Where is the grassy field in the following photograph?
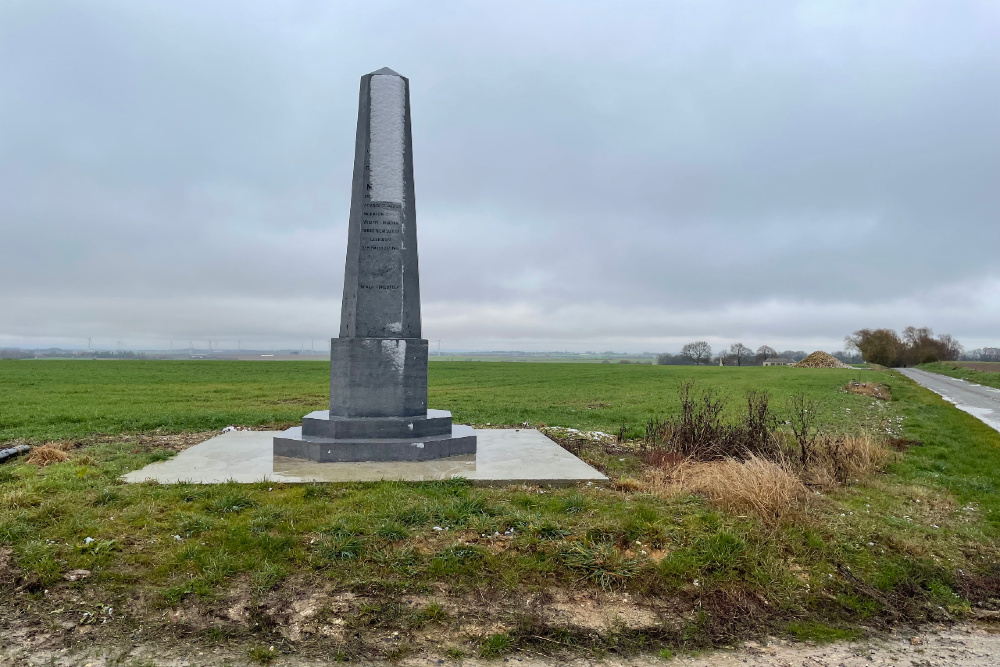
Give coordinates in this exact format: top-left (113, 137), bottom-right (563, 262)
top-left (2, 361), bottom-right (1000, 662)
top-left (429, 355), bottom-right (655, 363)
top-left (2, 360), bottom-right (880, 442)
top-left (919, 361), bottom-right (1000, 390)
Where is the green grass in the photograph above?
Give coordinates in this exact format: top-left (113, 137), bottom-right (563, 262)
top-left (479, 632), bottom-right (513, 658)
top-left (1, 360), bottom-right (885, 442)
top-left (919, 361), bottom-right (1000, 390)
top-left (2, 361), bottom-right (1000, 656)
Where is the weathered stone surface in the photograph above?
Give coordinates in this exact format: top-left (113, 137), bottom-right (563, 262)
top-left (340, 69), bottom-right (421, 341)
top-left (329, 337), bottom-right (427, 418)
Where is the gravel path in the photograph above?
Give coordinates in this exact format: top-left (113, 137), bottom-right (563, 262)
top-left (4, 624), bottom-right (1000, 666)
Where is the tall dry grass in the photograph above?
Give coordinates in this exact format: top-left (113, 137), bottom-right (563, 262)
top-left (641, 455), bottom-right (807, 522)
top-left (806, 433), bottom-right (894, 488)
top-left (638, 434), bottom-right (893, 522)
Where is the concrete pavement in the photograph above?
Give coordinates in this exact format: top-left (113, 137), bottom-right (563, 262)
top-left (898, 367), bottom-right (1000, 433)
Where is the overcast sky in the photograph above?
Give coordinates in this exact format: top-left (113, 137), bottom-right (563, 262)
top-left (2, 1), bottom-right (998, 352)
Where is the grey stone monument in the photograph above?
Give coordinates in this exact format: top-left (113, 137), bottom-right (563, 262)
top-left (273, 68), bottom-right (477, 462)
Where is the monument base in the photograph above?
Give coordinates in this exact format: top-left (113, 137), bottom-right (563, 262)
top-left (303, 408), bottom-right (453, 439)
top-left (273, 424), bottom-right (477, 463)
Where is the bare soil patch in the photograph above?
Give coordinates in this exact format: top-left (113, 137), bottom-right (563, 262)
top-left (5, 615), bottom-right (1000, 666)
top-left (844, 380), bottom-right (891, 401)
top-left (954, 362), bottom-right (1000, 373)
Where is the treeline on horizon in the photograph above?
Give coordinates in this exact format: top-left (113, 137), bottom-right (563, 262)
top-left (844, 326), bottom-right (991, 367)
top-left (654, 343), bottom-right (861, 366)
top-left (656, 328), bottom-right (1000, 368)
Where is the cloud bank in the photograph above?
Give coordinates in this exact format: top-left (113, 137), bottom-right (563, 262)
top-left (1, 1), bottom-right (997, 351)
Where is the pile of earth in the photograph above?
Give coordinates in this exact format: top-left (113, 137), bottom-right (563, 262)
top-left (794, 351), bottom-right (850, 368)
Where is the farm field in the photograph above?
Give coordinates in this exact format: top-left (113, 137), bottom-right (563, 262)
top-left (920, 361), bottom-right (1000, 390)
top-left (2, 360), bottom-right (879, 442)
top-left (429, 354), bottom-right (655, 363)
top-left (2, 361), bottom-right (1000, 663)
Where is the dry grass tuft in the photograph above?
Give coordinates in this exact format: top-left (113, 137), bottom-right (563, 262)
top-left (809, 433), bottom-right (894, 485)
top-left (641, 455), bottom-right (807, 521)
top-left (26, 444), bottom-right (71, 466)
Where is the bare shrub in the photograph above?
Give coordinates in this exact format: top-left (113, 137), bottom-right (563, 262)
top-left (642, 383), bottom-right (780, 462)
top-left (671, 382), bottom-right (728, 458)
top-left (739, 390), bottom-right (780, 460)
top-left (786, 393), bottom-right (818, 466)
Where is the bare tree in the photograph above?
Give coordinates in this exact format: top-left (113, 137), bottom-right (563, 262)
top-left (937, 334), bottom-right (964, 361)
top-left (729, 343), bottom-right (753, 366)
top-left (680, 341), bottom-right (712, 365)
top-left (755, 345), bottom-right (777, 364)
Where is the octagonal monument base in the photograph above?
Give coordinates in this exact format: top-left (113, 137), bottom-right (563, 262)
top-left (273, 409), bottom-right (477, 462)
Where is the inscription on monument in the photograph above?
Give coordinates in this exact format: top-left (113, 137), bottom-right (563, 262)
top-left (358, 201), bottom-right (403, 292)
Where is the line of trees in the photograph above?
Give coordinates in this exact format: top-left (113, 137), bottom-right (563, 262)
top-left (656, 343), bottom-right (860, 366)
top-left (964, 348), bottom-right (1000, 362)
top-left (845, 327), bottom-right (962, 367)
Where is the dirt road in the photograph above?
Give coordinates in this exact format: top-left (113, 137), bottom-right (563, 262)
top-left (898, 367), bottom-right (1000, 434)
top-left (4, 624), bottom-right (1000, 666)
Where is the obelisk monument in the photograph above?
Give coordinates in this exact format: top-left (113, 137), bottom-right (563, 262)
top-left (274, 68), bottom-right (477, 462)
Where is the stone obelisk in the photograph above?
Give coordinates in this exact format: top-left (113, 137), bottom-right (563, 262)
top-left (273, 68), bottom-right (477, 462)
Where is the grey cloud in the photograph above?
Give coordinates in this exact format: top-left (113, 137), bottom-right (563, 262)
top-left (1, 1), bottom-right (997, 351)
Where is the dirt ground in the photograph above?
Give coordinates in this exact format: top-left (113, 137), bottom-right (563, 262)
top-left (3, 623), bottom-right (1000, 666)
top-left (952, 362), bottom-right (1000, 373)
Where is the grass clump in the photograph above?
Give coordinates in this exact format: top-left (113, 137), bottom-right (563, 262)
top-left (315, 531), bottom-right (365, 561)
top-left (562, 542), bottom-right (639, 589)
top-left (247, 645), bottom-right (279, 664)
top-left (478, 632), bottom-right (513, 658)
top-left (419, 602), bottom-right (448, 623)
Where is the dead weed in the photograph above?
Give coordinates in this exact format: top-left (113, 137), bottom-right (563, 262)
top-left (25, 443), bottom-right (72, 466)
top-left (640, 455), bottom-right (807, 521)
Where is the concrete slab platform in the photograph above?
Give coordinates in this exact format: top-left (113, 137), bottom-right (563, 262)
top-left (121, 429), bottom-right (607, 486)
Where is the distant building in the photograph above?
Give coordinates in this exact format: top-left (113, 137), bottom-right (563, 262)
top-left (762, 357), bottom-right (795, 366)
